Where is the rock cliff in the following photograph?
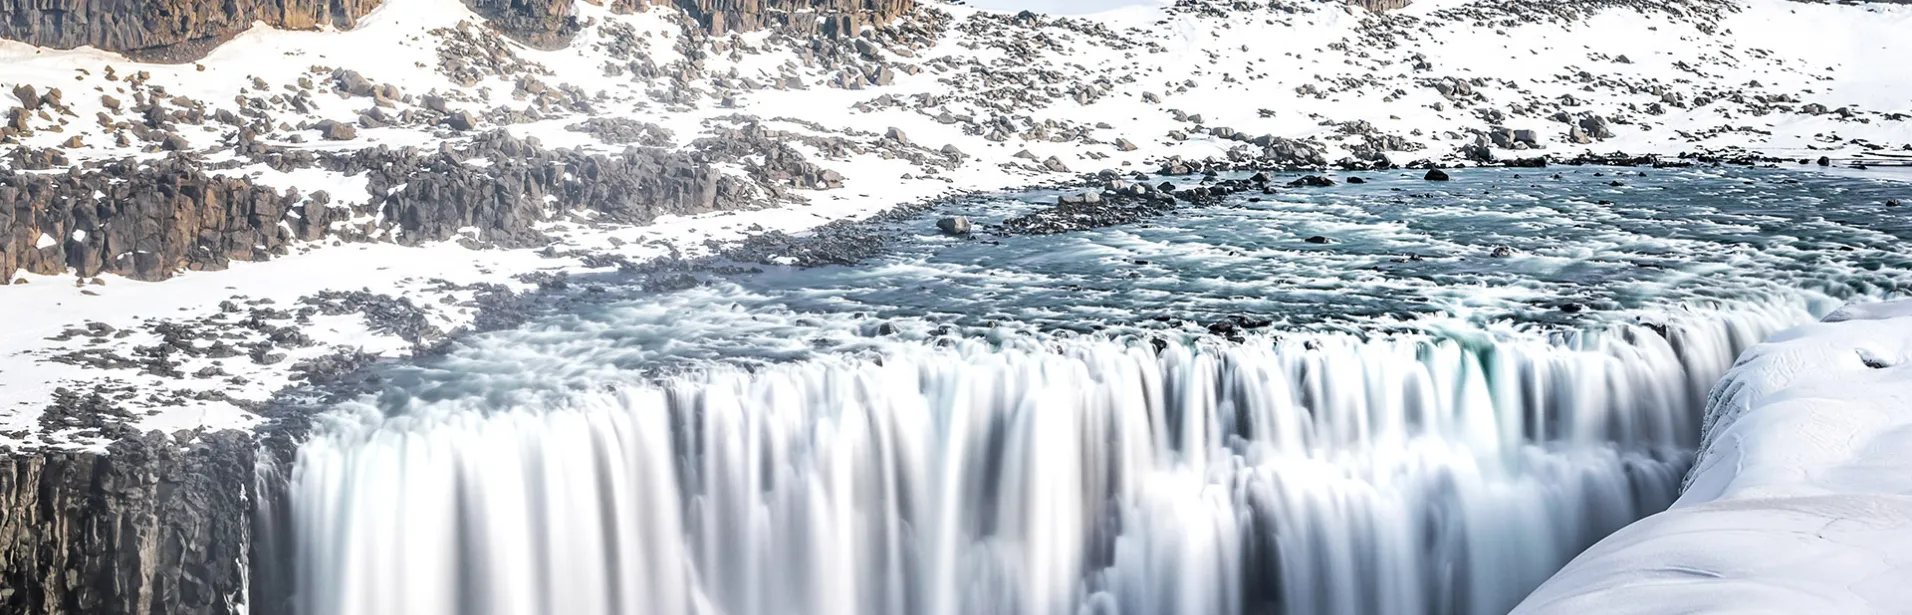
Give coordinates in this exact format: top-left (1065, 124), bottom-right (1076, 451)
top-left (464, 0), bottom-right (579, 47)
top-left (0, 0), bottom-right (382, 62)
top-left (0, 0), bottom-right (919, 60)
top-left (0, 432), bottom-right (255, 615)
top-left (647, 0), bottom-right (918, 37)
top-left (1347, 0), bottom-right (1412, 11)
top-left (0, 128), bottom-right (837, 282)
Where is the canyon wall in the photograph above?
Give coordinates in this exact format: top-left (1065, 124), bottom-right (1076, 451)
top-left (0, 432), bottom-right (255, 615)
top-left (0, 0), bottom-right (382, 61)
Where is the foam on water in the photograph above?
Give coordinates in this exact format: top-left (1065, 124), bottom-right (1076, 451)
top-left (281, 167), bottom-right (1912, 615)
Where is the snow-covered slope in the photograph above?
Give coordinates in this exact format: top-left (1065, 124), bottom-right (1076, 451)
top-left (1515, 299), bottom-right (1912, 614)
top-left (6, 0), bottom-right (1912, 450)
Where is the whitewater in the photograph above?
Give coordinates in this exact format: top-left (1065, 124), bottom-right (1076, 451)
top-left (277, 166), bottom-right (1910, 615)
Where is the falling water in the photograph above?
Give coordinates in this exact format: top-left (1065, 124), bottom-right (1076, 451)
top-left (285, 300), bottom-right (1801, 615)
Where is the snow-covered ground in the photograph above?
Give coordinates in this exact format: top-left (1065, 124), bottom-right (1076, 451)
top-left (1515, 298), bottom-right (1912, 614)
top-left (6, 0), bottom-right (1912, 449)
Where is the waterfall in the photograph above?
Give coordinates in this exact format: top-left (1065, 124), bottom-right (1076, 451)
top-left (285, 302), bottom-right (1804, 615)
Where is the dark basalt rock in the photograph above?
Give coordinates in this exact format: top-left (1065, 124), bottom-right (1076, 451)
top-left (1424, 168), bottom-right (1451, 181)
top-left (0, 0), bottom-right (383, 62)
top-left (936, 216), bottom-right (972, 235)
top-left (1, 431), bottom-right (255, 615)
top-left (616, 0), bottom-right (915, 37)
top-left (2, 127), bottom-right (838, 283)
top-left (462, 0), bottom-right (580, 48)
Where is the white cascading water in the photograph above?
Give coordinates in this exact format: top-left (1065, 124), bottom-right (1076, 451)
top-left (287, 303), bottom-right (1802, 615)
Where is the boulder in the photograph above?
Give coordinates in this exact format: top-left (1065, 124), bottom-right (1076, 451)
top-left (12, 84), bottom-right (39, 109)
top-left (1578, 115), bottom-right (1615, 139)
top-left (445, 110), bottom-right (477, 131)
top-left (314, 120), bottom-right (357, 141)
top-left (936, 216), bottom-right (972, 235)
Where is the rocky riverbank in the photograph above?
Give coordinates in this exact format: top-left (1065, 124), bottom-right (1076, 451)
top-left (5, 0), bottom-right (1912, 611)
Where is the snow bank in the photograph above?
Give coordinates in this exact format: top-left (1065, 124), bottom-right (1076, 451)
top-left (1514, 298), bottom-right (1912, 614)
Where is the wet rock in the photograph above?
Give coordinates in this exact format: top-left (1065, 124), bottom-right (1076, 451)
top-left (936, 216), bottom-right (972, 235)
top-left (1286, 175), bottom-right (1336, 188)
top-left (1424, 168), bottom-right (1451, 181)
top-left (1304, 235), bottom-right (1331, 244)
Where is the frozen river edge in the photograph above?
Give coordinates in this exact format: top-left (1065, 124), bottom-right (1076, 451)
top-left (1516, 299), bottom-right (1912, 614)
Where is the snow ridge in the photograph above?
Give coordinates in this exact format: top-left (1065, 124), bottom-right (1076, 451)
top-left (1516, 299), bottom-right (1912, 614)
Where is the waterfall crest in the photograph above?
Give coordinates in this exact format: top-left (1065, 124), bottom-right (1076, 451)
top-left (288, 305), bottom-right (1800, 615)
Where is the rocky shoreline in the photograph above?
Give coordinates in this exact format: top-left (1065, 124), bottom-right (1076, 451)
top-left (0, 147), bottom-right (1900, 614)
top-left (5, 0), bottom-right (1912, 611)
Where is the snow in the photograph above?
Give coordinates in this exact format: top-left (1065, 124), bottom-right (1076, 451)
top-left (1514, 298), bottom-right (1912, 614)
top-left (955, 0), bottom-right (1167, 16)
top-left (4, 0), bottom-right (1912, 450)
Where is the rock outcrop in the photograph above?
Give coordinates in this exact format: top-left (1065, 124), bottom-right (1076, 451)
top-left (463, 0), bottom-right (579, 47)
top-left (641, 0), bottom-right (917, 37)
top-left (0, 0), bottom-right (383, 62)
top-left (1346, 0), bottom-right (1411, 11)
top-left (0, 432), bottom-right (255, 615)
top-left (0, 0), bottom-right (920, 59)
top-left (2, 128), bottom-right (832, 282)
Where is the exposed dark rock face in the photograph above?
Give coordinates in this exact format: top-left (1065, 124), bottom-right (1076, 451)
top-left (463, 0), bottom-right (579, 47)
top-left (0, 0), bottom-right (921, 59)
top-left (2, 127), bottom-right (832, 282)
top-left (0, 156), bottom-right (302, 282)
top-left (1346, 0), bottom-right (1411, 11)
top-left (0, 432), bottom-right (255, 615)
top-left (646, 0), bottom-right (917, 37)
top-left (0, 0), bottom-right (383, 62)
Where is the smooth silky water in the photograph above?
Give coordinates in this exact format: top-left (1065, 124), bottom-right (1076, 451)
top-left (282, 167), bottom-right (1912, 615)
